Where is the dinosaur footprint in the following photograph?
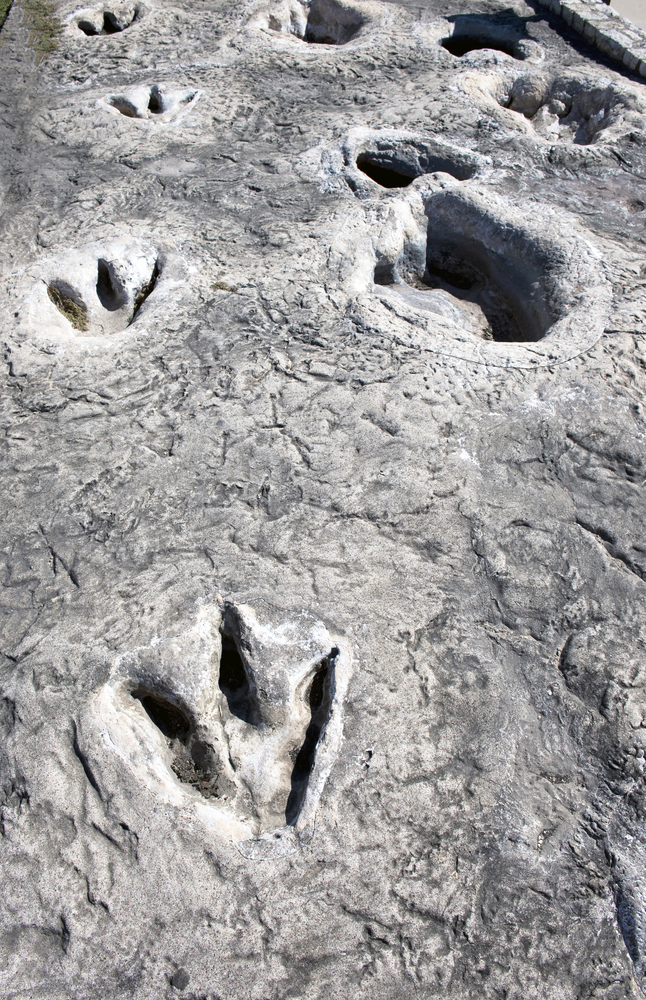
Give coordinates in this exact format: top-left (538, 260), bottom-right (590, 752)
top-left (91, 602), bottom-right (352, 850)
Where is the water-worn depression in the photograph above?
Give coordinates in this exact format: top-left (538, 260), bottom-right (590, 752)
top-left (2, 0), bottom-right (646, 997)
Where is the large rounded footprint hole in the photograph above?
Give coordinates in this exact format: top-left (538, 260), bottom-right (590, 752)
top-left (440, 13), bottom-right (529, 60)
top-left (421, 197), bottom-right (558, 342)
top-left (303, 0), bottom-right (364, 44)
top-left (442, 35), bottom-right (517, 57)
top-left (357, 154), bottom-right (414, 188)
top-left (381, 192), bottom-right (573, 344)
top-left (355, 141), bottom-right (479, 191)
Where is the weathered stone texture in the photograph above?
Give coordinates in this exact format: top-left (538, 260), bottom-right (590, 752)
top-left (2, 0), bottom-right (646, 997)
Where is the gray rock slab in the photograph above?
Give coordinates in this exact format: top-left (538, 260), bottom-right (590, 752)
top-left (3, 0), bottom-right (646, 997)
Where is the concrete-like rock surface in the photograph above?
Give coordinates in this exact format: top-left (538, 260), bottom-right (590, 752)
top-left (3, 0), bottom-right (646, 997)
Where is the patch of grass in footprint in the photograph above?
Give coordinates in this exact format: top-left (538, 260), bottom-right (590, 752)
top-left (23, 0), bottom-right (62, 62)
top-left (47, 283), bottom-right (89, 331)
top-left (0, 0), bottom-right (13, 32)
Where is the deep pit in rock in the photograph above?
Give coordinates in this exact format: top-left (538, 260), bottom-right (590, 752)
top-left (132, 689), bottom-right (220, 798)
top-left (302, 0), bottom-right (364, 44)
top-left (285, 649), bottom-right (336, 825)
top-left (441, 12), bottom-right (528, 59)
top-left (147, 87), bottom-right (162, 114)
top-left (129, 259), bottom-right (159, 324)
top-left (355, 141), bottom-right (478, 189)
top-left (499, 77), bottom-right (627, 145)
top-left (357, 155), bottom-right (413, 188)
top-left (377, 193), bottom-right (561, 343)
top-left (442, 34), bottom-right (518, 57)
top-left (420, 249), bottom-right (525, 342)
top-left (218, 632), bottom-right (259, 725)
top-left (136, 691), bottom-right (190, 741)
top-left (108, 96), bottom-right (138, 117)
top-left (96, 258), bottom-right (126, 311)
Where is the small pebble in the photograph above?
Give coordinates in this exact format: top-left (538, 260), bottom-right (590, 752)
top-left (171, 968), bottom-right (190, 991)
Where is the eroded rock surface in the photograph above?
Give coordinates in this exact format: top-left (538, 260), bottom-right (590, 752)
top-left (2, 0), bottom-right (646, 997)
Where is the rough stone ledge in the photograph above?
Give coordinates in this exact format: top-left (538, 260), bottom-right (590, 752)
top-left (537, 0), bottom-right (646, 76)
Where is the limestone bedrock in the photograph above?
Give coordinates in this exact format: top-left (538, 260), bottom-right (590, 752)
top-left (3, 0), bottom-right (646, 997)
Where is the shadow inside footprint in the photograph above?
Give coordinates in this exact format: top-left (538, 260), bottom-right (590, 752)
top-left (108, 96), bottom-right (139, 117)
top-left (147, 86), bottom-right (163, 114)
top-left (441, 11), bottom-right (530, 60)
top-left (352, 138), bottom-right (480, 196)
top-left (285, 649), bottom-right (336, 825)
top-left (133, 689), bottom-right (220, 798)
top-left (357, 154), bottom-right (414, 188)
top-left (219, 633), bottom-right (259, 725)
top-left (442, 34), bottom-right (517, 57)
top-left (96, 258), bottom-right (126, 311)
top-left (137, 692), bottom-right (189, 740)
top-left (129, 260), bottom-right (159, 324)
top-left (303, 0), bottom-right (363, 44)
top-left (78, 7), bottom-right (137, 34)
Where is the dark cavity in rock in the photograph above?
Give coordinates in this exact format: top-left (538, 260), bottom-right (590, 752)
top-left (136, 691), bottom-right (190, 741)
top-left (303, 0), bottom-right (363, 44)
top-left (129, 260), bottom-right (159, 324)
top-left (442, 34), bottom-right (517, 57)
top-left (356, 143), bottom-right (477, 189)
top-left (78, 7), bottom-right (137, 34)
top-left (421, 247), bottom-right (527, 342)
top-left (285, 648), bottom-right (336, 825)
top-left (170, 968), bottom-right (190, 991)
top-left (374, 257), bottom-right (398, 285)
top-left (132, 689), bottom-right (220, 798)
top-left (441, 12), bottom-right (528, 60)
top-left (77, 19), bottom-right (99, 34)
top-left (357, 155), bottom-right (414, 188)
top-left (420, 194), bottom-right (557, 342)
top-left (102, 10), bottom-right (122, 32)
top-left (96, 259), bottom-right (126, 311)
top-left (108, 96), bottom-right (138, 117)
top-left (218, 631), bottom-right (259, 725)
top-left (378, 192), bottom-right (559, 343)
top-left (147, 86), bottom-right (163, 114)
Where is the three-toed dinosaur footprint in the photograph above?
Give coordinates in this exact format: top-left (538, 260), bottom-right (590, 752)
top-left (90, 601), bottom-right (351, 849)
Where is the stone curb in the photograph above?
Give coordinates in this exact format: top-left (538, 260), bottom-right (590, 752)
top-left (537, 0), bottom-right (646, 76)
